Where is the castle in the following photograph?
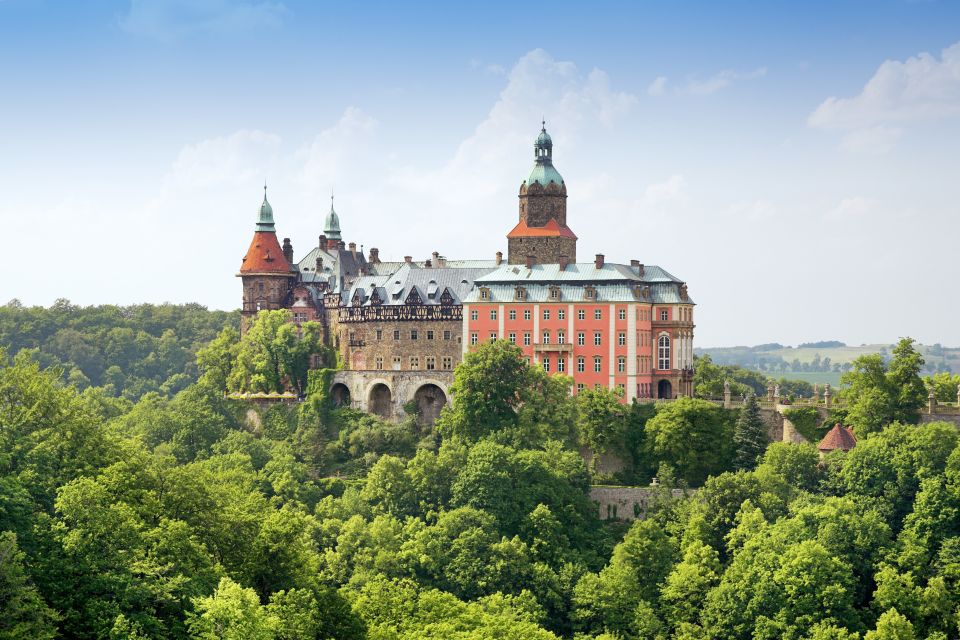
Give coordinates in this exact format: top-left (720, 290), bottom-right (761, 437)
top-left (238, 124), bottom-right (695, 422)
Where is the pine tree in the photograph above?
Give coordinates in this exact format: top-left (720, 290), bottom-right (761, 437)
top-left (733, 393), bottom-right (767, 470)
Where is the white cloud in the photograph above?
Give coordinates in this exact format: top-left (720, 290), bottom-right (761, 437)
top-left (648, 67), bottom-right (767, 97)
top-left (829, 196), bottom-right (876, 218)
top-left (120, 0), bottom-right (286, 40)
top-left (640, 175), bottom-right (687, 207)
top-left (809, 41), bottom-right (960, 129)
top-left (169, 129), bottom-right (282, 188)
top-left (839, 126), bottom-right (902, 155)
top-left (297, 107), bottom-right (379, 196)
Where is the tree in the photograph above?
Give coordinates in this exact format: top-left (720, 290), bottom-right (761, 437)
top-left (865, 608), bottom-right (916, 640)
top-left (228, 310), bottom-right (324, 394)
top-left (576, 387), bottom-right (628, 463)
top-left (187, 577), bottom-right (276, 640)
top-left (842, 339), bottom-right (927, 435)
top-left (0, 532), bottom-right (58, 640)
top-left (733, 393), bottom-right (767, 470)
top-left (644, 397), bottom-right (735, 486)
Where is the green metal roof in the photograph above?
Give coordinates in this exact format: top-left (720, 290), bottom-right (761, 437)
top-left (324, 196), bottom-right (342, 240)
top-left (527, 163), bottom-right (564, 186)
top-left (255, 188), bottom-right (276, 232)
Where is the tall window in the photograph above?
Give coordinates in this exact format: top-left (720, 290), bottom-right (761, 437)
top-left (558, 357), bottom-right (565, 372)
top-left (410, 356), bottom-right (420, 370)
top-left (426, 356), bottom-right (436, 370)
top-left (523, 333), bottom-right (531, 346)
top-left (618, 308), bottom-right (626, 320)
top-left (594, 356), bottom-right (602, 373)
top-left (558, 308), bottom-right (566, 320)
top-left (594, 309), bottom-right (602, 320)
top-left (557, 330), bottom-right (565, 344)
top-left (508, 332), bottom-right (516, 343)
top-left (543, 357), bottom-right (550, 372)
top-left (375, 357), bottom-right (383, 370)
top-left (426, 330), bottom-right (434, 340)
top-left (490, 309), bottom-right (498, 320)
top-left (618, 332), bottom-right (626, 346)
top-left (471, 310), bottom-right (478, 320)
top-left (509, 309), bottom-right (517, 320)
top-left (594, 332), bottom-right (602, 346)
top-left (577, 332), bottom-right (585, 346)
top-left (658, 334), bottom-right (671, 370)
top-left (543, 309), bottom-right (550, 320)
top-left (577, 357), bottom-right (585, 372)
top-left (442, 356), bottom-right (453, 370)
top-left (471, 332), bottom-right (478, 345)
top-left (660, 309), bottom-right (669, 321)
top-left (542, 330), bottom-right (550, 344)
top-left (578, 309), bottom-right (586, 320)
top-left (524, 309), bottom-right (531, 320)
top-left (617, 356), bottom-right (626, 373)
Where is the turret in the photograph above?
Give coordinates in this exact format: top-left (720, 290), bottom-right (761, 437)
top-left (237, 185), bottom-right (295, 331)
top-left (507, 122), bottom-right (577, 265)
top-left (323, 194), bottom-right (342, 250)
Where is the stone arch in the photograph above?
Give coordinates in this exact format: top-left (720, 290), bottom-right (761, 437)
top-left (368, 382), bottom-right (393, 419)
top-left (657, 379), bottom-right (673, 400)
top-left (412, 383), bottom-right (448, 426)
top-left (330, 383), bottom-right (351, 408)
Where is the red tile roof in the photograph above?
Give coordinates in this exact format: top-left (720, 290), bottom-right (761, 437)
top-left (818, 423), bottom-right (857, 452)
top-left (239, 231), bottom-right (292, 274)
top-left (507, 218), bottom-right (578, 239)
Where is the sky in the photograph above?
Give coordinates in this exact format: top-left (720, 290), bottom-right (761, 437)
top-left (1, 0), bottom-right (958, 347)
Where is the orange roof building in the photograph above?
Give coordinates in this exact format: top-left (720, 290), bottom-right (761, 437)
top-left (237, 187), bottom-right (295, 326)
top-left (818, 423), bottom-right (857, 454)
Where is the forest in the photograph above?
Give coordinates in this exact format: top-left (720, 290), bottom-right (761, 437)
top-left (2, 305), bottom-right (960, 639)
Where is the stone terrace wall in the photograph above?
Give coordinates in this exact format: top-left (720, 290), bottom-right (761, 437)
top-left (590, 486), bottom-right (690, 522)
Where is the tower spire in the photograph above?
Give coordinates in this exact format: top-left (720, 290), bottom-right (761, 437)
top-left (256, 183), bottom-right (275, 231)
top-left (323, 188), bottom-right (342, 241)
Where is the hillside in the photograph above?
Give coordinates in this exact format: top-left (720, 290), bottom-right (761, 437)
top-left (697, 341), bottom-right (958, 387)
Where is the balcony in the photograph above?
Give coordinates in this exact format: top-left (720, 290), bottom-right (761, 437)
top-left (534, 343), bottom-right (574, 354)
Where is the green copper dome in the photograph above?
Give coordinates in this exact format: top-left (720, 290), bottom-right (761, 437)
top-left (526, 122), bottom-right (563, 186)
top-left (324, 195), bottom-right (342, 240)
top-left (255, 186), bottom-right (276, 232)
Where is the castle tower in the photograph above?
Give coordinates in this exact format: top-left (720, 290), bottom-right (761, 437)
top-left (507, 122), bottom-right (577, 265)
top-left (323, 194), bottom-right (343, 250)
top-left (238, 186), bottom-right (295, 330)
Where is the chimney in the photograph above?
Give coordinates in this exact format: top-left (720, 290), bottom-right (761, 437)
top-left (369, 247), bottom-right (380, 264)
top-left (404, 255), bottom-right (413, 263)
top-left (315, 256), bottom-right (323, 272)
top-left (495, 251), bottom-right (502, 265)
top-left (425, 259), bottom-right (432, 268)
top-left (630, 259), bottom-right (640, 268)
top-left (525, 255), bottom-right (534, 269)
top-left (595, 254), bottom-right (605, 269)
top-left (282, 238), bottom-right (294, 263)
top-left (348, 242), bottom-right (357, 256)
top-left (637, 264), bottom-right (645, 278)
top-left (432, 251), bottom-right (440, 266)
top-left (319, 234), bottom-right (327, 249)
top-left (559, 255), bottom-right (569, 270)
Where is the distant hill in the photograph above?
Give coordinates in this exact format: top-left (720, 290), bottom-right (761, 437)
top-left (696, 341), bottom-right (957, 387)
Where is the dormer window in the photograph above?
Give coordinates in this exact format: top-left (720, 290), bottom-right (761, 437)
top-left (549, 286), bottom-right (560, 301)
top-left (514, 287), bottom-right (526, 301)
top-left (584, 286), bottom-right (597, 301)
top-left (480, 287), bottom-right (491, 301)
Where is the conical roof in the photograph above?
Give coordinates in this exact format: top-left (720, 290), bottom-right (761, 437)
top-left (818, 423), bottom-right (857, 452)
top-left (240, 186), bottom-right (291, 274)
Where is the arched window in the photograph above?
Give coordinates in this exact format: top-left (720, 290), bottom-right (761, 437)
top-left (658, 334), bottom-right (671, 370)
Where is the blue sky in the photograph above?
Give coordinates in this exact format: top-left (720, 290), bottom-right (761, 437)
top-left (1, 0), bottom-right (959, 347)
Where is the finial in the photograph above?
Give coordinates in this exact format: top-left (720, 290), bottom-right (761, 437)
top-left (541, 117), bottom-right (546, 131)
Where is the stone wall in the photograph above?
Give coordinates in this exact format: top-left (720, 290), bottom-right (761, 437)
top-left (507, 235), bottom-right (577, 265)
top-left (330, 370), bottom-right (454, 425)
top-left (920, 413), bottom-right (960, 428)
top-left (334, 319), bottom-right (464, 373)
top-left (590, 486), bottom-right (690, 521)
top-left (519, 181), bottom-right (567, 227)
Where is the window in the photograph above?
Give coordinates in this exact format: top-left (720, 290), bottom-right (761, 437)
top-left (577, 383), bottom-right (585, 393)
top-left (658, 334), bottom-right (671, 370)
top-left (443, 330), bottom-right (452, 340)
top-left (393, 330), bottom-right (401, 340)
top-left (489, 333), bottom-right (497, 342)
top-left (618, 332), bottom-right (626, 346)
top-left (594, 332), bottom-right (602, 346)
top-left (618, 356), bottom-right (626, 373)
top-left (470, 332), bottom-right (479, 345)
top-left (508, 332), bottom-right (517, 343)
top-left (509, 309), bottom-right (517, 320)
top-left (490, 309), bottom-right (498, 320)
top-left (376, 329), bottom-right (383, 341)
top-left (410, 356), bottom-right (420, 369)
top-left (550, 288), bottom-right (560, 301)
top-left (411, 329), bottom-right (418, 340)
top-left (594, 356), bottom-right (602, 372)
top-left (558, 308), bottom-right (566, 320)
top-left (660, 309), bottom-right (669, 321)
top-left (470, 309), bottom-right (478, 320)
top-left (426, 356), bottom-right (436, 371)
top-left (442, 356), bottom-right (453, 370)
top-left (480, 289), bottom-right (489, 300)
top-left (619, 308), bottom-right (626, 320)
top-left (594, 308), bottom-right (602, 320)
top-left (558, 357), bottom-right (566, 372)
top-left (427, 330), bottom-right (434, 340)
top-left (523, 333), bottom-right (531, 346)
top-left (577, 357), bottom-right (585, 372)
top-left (542, 331), bottom-right (550, 344)
top-left (577, 332), bottom-right (585, 346)
top-left (392, 356), bottom-right (401, 370)
top-left (375, 356), bottom-right (383, 370)
top-left (543, 357), bottom-right (550, 372)
top-left (543, 309), bottom-right (550, 320)
top-left (557, 330), bottom-right (565, 344)
top-left (578, 309), bottom-right (585, 320)
top-left (293, 312), bottom-right (308, 323)
top-left (595, 383), bottom-right (602, 391)
top-left (524, 309), bottom-right (531, 320)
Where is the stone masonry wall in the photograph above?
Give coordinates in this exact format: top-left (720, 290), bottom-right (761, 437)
top-left (590, 486), bottom-right (689, 521)
top-left (335, 319), bottom-right (464, 373)
top-left (520, 184), bottom-right (567, 227)
top-left (507, 235), bottom-right (577, 265)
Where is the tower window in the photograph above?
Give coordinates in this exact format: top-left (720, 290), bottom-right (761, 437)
top-left (658, 335), bottom-right (671, 370)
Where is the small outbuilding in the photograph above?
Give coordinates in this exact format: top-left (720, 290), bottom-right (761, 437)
top-left (817, 423), bottom-right (857, 457)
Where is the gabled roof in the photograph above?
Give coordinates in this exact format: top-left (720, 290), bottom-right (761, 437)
top-left (507, 218), bottom-right (577, 239)
top-left (818, 424), bottom-right (857, 452)
top-left (239, 231), bottom-right (292, 274)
